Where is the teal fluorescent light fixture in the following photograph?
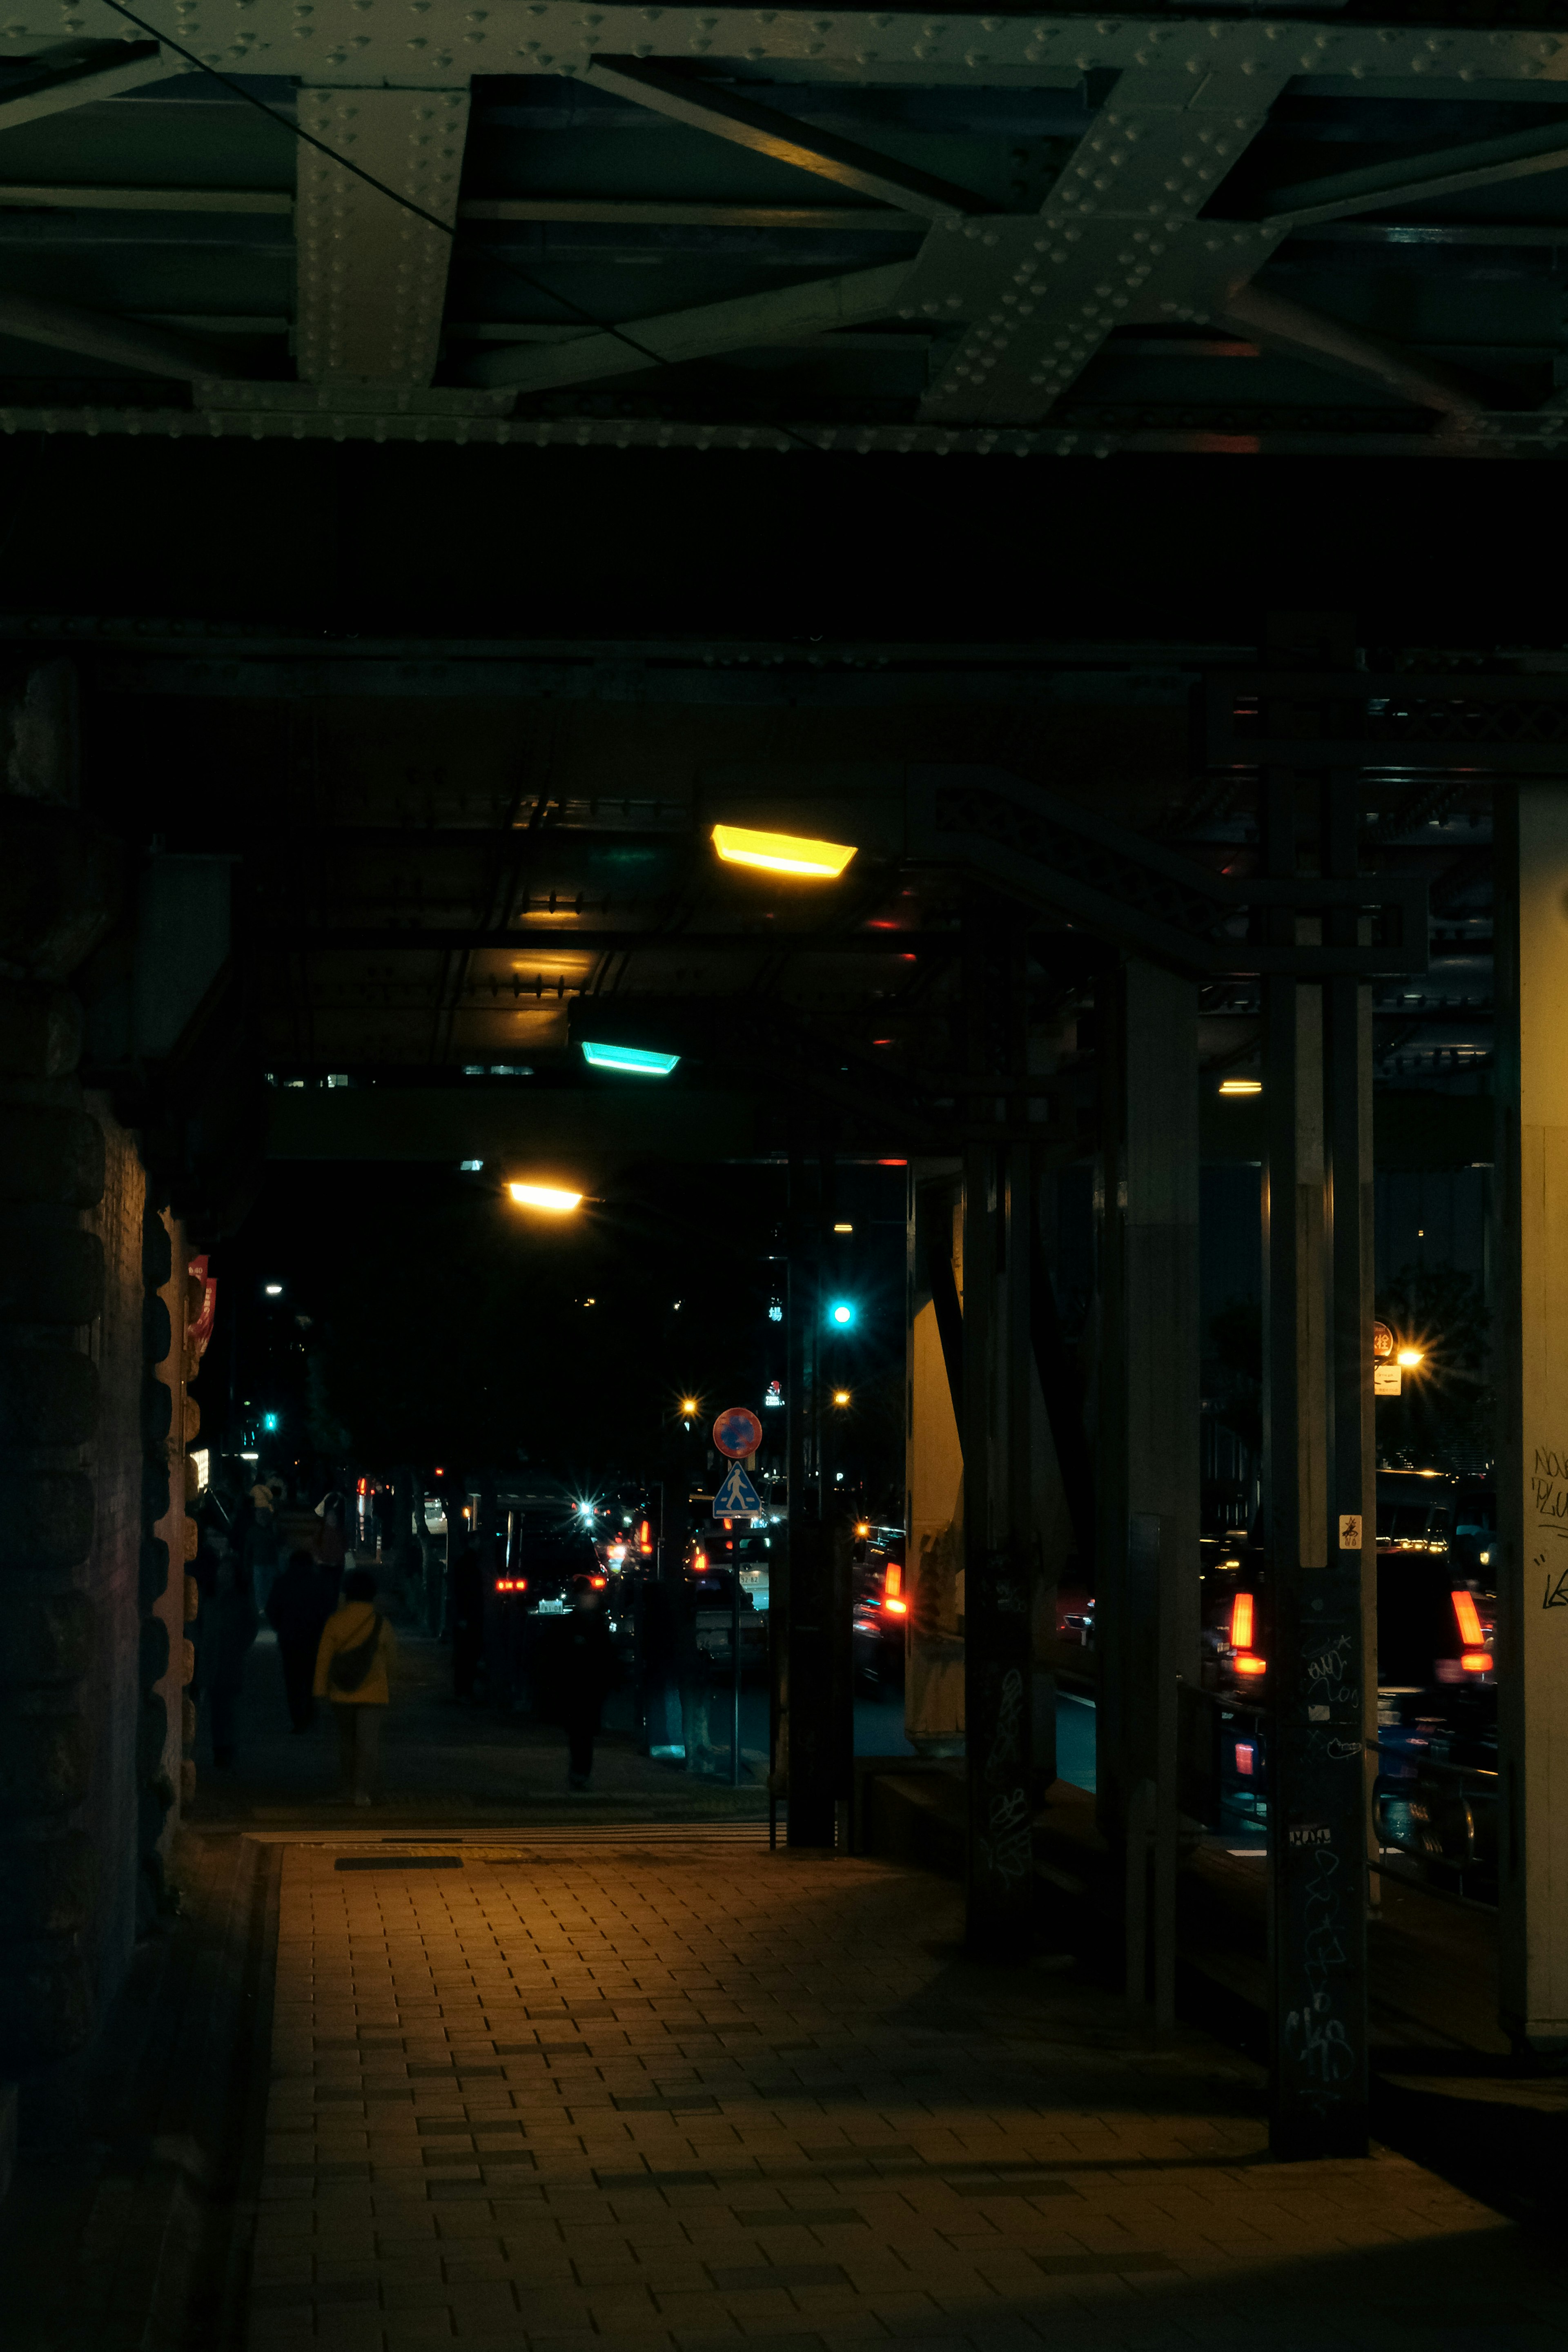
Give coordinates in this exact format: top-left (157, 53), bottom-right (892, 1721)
top-left (581, 1041), bottom-right (680, 1077)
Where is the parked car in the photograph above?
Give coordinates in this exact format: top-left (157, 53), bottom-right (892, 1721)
top-left (851, 1526), bottom-right (907, 1692)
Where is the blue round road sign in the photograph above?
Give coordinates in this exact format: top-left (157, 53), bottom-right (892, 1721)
top-left (713, 1406), bottom-right (763, 1459)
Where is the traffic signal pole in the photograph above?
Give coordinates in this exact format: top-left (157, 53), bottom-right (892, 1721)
top-left (786, 1147), bottom-right (837, 1846)
top-left (1262, 769), bottom-right (1370, 2160)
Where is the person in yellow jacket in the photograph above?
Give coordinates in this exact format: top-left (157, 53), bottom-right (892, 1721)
top-left (314, 1566), bottom-right (396, 1805)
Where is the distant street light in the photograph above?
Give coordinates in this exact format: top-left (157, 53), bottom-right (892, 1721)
top-left (829, 1299), bottom-right (855, 1327)
top-left (833, 1389), bottom-right (852, 1408)
top-left (1396, 1346), bottom-right (1425, 1369)
top-left (507, 1181), bottom-right (584, 1213)
top-left (264, 1281), bottom-right (283, 1295)
top-left (711, 823), bottom-right (856, 880)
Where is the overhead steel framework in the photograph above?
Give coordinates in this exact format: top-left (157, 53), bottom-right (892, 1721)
top-left (4, 7), bottom-right (1568, 451)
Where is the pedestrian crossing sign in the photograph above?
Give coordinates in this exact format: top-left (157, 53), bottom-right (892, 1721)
top-left (713, 1461), bottom-right (762, 1517)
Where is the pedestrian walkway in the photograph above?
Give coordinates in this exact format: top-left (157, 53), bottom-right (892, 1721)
top-left (188, 1624), bottom-right (775, 1829)
top-left (243, 1838), bottom-right (1565, 2352)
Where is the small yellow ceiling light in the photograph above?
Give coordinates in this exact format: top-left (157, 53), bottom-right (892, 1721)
top-left (833, 1222), bottom-right (853, 1234)
top-left (1218, 1077), bottom-right (1263, 1096)
top-left (1396, 1347), bottom-right (1425, 1369)
top-left (712, 823), bottom-right (856, 880)
top-left (507, 1181), bottom-right (583, 1213)
top-left (833, 1389), bottom-right (852, 1407)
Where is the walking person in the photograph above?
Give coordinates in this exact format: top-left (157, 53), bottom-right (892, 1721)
top-left (317, 1491), bottom-right (347, 1583)
top-left (204, 1550), bottom-right (258, 1771)
top-left (247, 1492), bottom-right (281, 1615)
top-left (449, 1544), bottom-right (484, 1702)
top-left (267, 1548), bottom-right (333, 1732)
top-left (314, 1566), bottom-right (395, 1806)
top-left (557, 1574), bottom-right (616, 1791)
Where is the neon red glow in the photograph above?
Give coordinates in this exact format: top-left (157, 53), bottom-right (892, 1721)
top-left (1452, 1590), bottom-right (1484, 1647)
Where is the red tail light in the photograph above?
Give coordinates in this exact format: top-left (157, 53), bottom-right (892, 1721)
top-left (1461, 1650), bottom-right (1493, 1673)
top-left (639, 1520), bottom-right (651, 1552)
top-left (590, 1574), bottom-right (608, 1588)
top-left (693, 1550), bottom-right (708, 1571)
top-left (1452, 1590), bottom-right (1484, 1647)
top-left (884, 1596), bottom-right (907, 1616)
top-left (1234, 1653), bottom-right (1267, 1677)
top-left (495, 1577), bottom-right (528, 1592)
top-left (1231, 1592), bottom-right (1254, 1650)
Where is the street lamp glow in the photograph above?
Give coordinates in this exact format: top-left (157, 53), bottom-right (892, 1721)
top-left (833, 1389), bottom-right (851, 1407)
top-left (507, 1181), bottom-right (583, 1213)
top-left (1396, 1346), bottom-right (1425, 1368)
top-left (581, 1041), bottom-right (680, 1077)
top-left (680, 1396), bottom-right (700, 1417)
top-left (829, 1300), bottom-right (855, 1327)
top-left (264, 1281), bottom-right (283, 1295)
top-left (711, 823), bottom-right (857, 880)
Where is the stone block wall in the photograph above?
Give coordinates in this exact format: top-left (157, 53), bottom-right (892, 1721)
top-left (79, 1103), bottom-right (145, 2009)
top-left (0, 678), bottom-right (190, 2125)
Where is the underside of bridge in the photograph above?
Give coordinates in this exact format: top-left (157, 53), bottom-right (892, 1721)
top-left (9, 4), bottom-right (1568, 454)
top-left (3, 0), bottom-right (1568, 2205)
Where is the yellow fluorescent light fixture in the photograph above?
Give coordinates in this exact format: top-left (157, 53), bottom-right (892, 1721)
top-left (1218, 1078), bottom-right (1263, 1096)
top-left (507, 1181), bottom-right (583, 1213)
top-left (711, 823), bottom-right (857, 879)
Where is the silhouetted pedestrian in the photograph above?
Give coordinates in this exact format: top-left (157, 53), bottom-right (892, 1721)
top-left (314, 1566), bottom-right (396, 1805)
top-left (205, 1555), bottom-right (258, 1769)
top-left (318, 1491), bottom-right (347, 1576)
top-left (450, 1545), bottom-right (484, 1701)
top-left (247, 1496), bottom-right (281, 1613)
top-left (268, 1547), bottom-right (334, 1731)
top-left (557, 1575), bottom-right (615, 1791)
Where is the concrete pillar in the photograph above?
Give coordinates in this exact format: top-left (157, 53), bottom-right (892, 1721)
top-left (1497, 784), bottom-right (1568, 2056)
top-left (1095, 961), bottom-right (1200, 1849)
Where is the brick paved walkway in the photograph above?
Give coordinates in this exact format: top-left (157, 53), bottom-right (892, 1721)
top-left (246, 1840), bottom-right (1566, 2352)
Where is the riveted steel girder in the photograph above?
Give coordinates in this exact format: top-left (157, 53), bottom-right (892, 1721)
top-left (12, 9), bottom-right (1568, 97)
top-left (906, 73), bottom-right (1286, 428)
top-left (295, 86), bottom-right (468, 387)
top-left (0, 42), bottom-right (181, 129)
top-left (469, 262), bottom-right (914, 395)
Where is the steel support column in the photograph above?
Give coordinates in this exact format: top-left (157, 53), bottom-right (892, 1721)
top-left (1095, 963), bottom-right (1200, 1849)
top-left (906, 1167), bottom-right (966, 1756)
top-left (1093, 960), bottom-right (1198, 2027)
top-left (963, 907), bottom-right (1035, 1957)
top-left (786, 1152), bottom-right (837, 1847)
top-left (1497, 784), bottom-right (1568, 2057)
top-left (1263, 773), bottom-right (1370, 2158)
